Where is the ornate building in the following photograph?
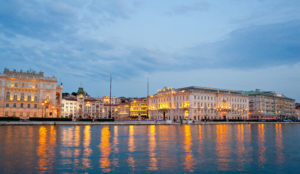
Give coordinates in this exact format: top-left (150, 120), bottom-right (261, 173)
top-left (61, 88), bottom-right (104, 119)
top-left (148, 86), bottom-right (249, 121)
top-left (100, 96), bottom-right (120, 118)
top-left (0, 68), bottom-right (62, 118)
top-left (244, 89), bottom-right (296, 120)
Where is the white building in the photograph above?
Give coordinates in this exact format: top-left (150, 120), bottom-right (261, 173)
top-left (61, 88), bottom-right (104, 119)
top-left (149, 86), bottom-right (249, 121)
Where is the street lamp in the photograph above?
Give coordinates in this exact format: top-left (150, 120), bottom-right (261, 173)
top-left (42, 102), bottom-right (44, 118)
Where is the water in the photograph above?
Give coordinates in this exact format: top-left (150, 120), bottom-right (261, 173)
top-left (0, 124), bottom-right (300, 173)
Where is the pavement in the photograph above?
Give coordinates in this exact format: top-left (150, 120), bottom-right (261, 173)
top-left (0, 121), bottom-right (299, 125)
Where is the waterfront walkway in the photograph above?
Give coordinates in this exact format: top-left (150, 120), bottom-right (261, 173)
top-left (0, 121), bottom-right (299, 125)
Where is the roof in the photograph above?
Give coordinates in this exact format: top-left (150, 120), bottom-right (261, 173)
top-left (177, 86), bottom-right (242, 95)
top-left (77, 87), bottom-right (85, 95)
top-left (242, 89), bottom-right (294, 101)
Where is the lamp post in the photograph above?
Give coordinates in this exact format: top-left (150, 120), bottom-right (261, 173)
top-left (42, 102), bottom-right (44, 118)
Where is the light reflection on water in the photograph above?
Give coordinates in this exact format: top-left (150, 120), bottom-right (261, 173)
top-left (0, 124), bottom-right (299, 173)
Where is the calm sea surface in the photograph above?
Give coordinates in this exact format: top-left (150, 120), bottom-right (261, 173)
top-left (0, 124), bottom-right (300, 173)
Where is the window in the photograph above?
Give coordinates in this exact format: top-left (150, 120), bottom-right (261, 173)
top-left (6, 92), bottom-right (10, 100)
top-left (6, 103), bottom-right (9, 108)
top-left (34, 95), bottom-right (38, 102)
top-left (13, 103), bottom-right (16, 108)
top-left (34, 104), bottom-right (37, 109)
top-left (28, 93), bottom-right (31, 101)
top-left (21, 103), bottom-right (24, 108)
top-left (14, 92), bottom-right (17, 101)
top-left (28, 104), bottom-right (30, 108)
top-left (15, 82), bottom-right (18, 87)
top-left (22, 83), bottom-right (25, 87)
top-left (21, 93), bottom-right (24, 101)
top-left (35, 84), bottom-right (38, 88)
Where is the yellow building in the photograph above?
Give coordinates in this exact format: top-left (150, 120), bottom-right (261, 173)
top-left (149, 86), bottom-right (249, 121)
top-left (116, 98), bottom-right (148, 119)
top-left (0, 68), bottom-right (62, 118)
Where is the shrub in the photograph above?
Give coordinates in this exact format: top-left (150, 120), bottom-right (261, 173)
top-left (0, 117), bottom-right (20, 121)
top-left (77, 118), bottom-right (93, 121)
top-left (29, 117), bottom-right (72, 121)
top-left (95, 118), bottom-right (115, 122)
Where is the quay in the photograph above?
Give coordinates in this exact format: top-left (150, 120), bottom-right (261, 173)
top-left (0, 121), bottom-right (299, 126)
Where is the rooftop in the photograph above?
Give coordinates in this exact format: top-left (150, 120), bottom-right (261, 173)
top-left (177, 86), bottom-right (242, 94)
top-left (242, 89), bottom-right (294, 101)
top-left (1, 68), bottom-right (56, 80)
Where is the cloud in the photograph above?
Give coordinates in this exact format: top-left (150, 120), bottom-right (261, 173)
top-left (0, 0), bottom-right (299, 99)
top-left (185, 19), bottom-right (300, 69)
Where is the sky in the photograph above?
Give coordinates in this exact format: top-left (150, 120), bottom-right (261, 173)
top-left (0, 0), bottom-right (299, 102)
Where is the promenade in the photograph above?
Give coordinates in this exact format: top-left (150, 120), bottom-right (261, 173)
top-left (0, 121), bottom-right (299, 125)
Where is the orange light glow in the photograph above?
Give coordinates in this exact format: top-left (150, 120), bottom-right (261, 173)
top-left (258, 124), bottom-right (266, 166)
top-left (184, 125), bottom-right (194, 172)
top-left (100, 126), bottom-right (111, 172)
top-left (37, 126), bottom-right (48, 171)
top-left (83, 126), bottom-right (91, 168)
top-left (148, 125), bottom-right (157, 171)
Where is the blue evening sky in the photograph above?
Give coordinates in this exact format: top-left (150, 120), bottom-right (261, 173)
top-left (0, 0), bottom-right (299, 101)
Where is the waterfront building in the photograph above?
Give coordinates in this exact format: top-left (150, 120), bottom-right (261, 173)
top-left (148, 86), bottom-right (249, 121)
top-left (116, 102), bottom-right (130, 119)
top-left (0, 68), bottom-right (62, 118)
top-left (294, 103), bottom-right (300, 120)
top-left (61, 87), bottom-right (104, 119)
top-left (243, 89), bottom-right (296, 120)
top-left (100, 96), bottom-right (120, 118)
top-left (116, 98), bottom-right (148, 119)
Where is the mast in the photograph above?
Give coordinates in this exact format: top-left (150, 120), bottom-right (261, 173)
top-left (147, 77), bottom-right (149, 118)
top-left (109, 73), bottom-right (112, 118)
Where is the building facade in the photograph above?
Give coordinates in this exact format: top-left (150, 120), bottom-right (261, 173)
top-left (116, 98), bottom-right (148, 119)
top-left (61, 88), bottom-right (104, 119)
top-left (148, 86), bottom-right (249, 121)
top-left (296, 103), bottom-right (300, 120)
top-left (0, 68), bottom-right (62, 118)
top-left (100, 96), bottom-right (120, 118)
top-left (244, 89), bottom-right (296, 120)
